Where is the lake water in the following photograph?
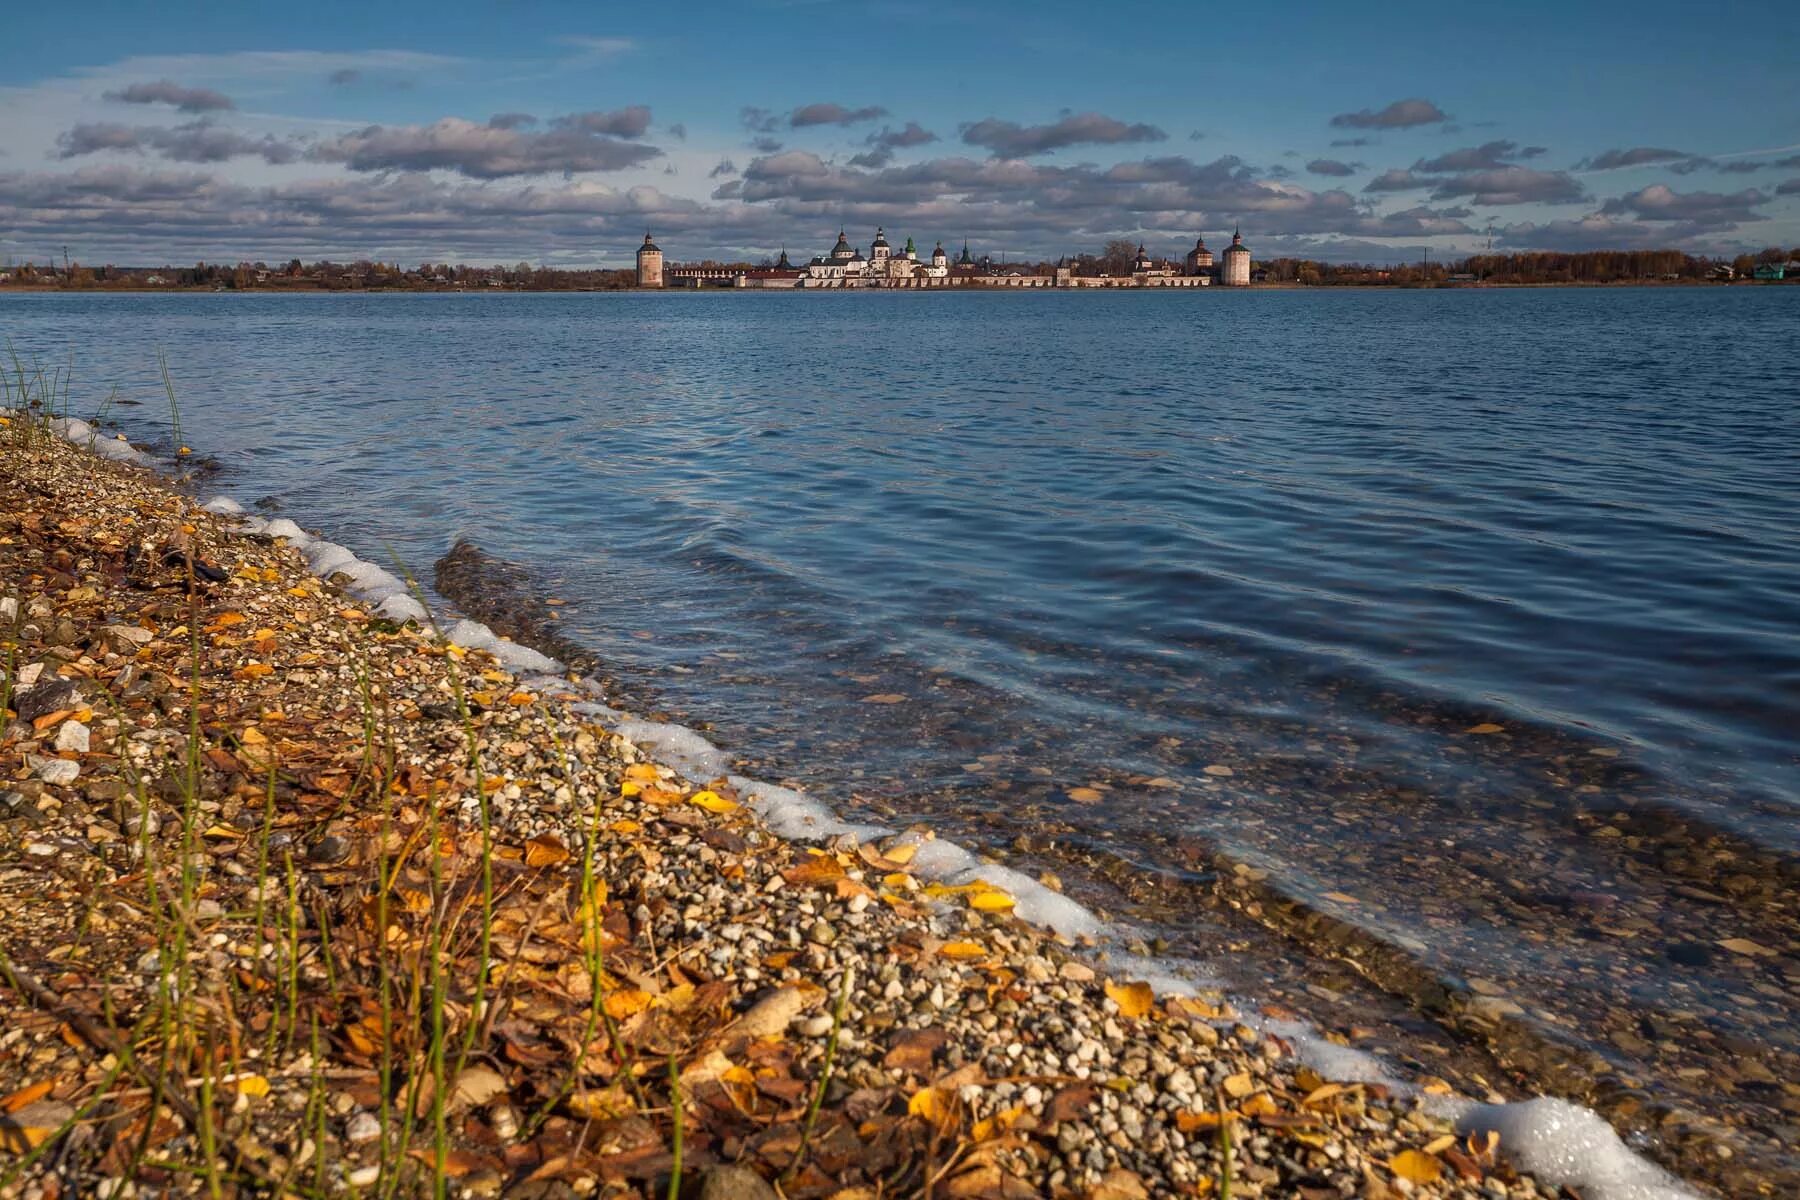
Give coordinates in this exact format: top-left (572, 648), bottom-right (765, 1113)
top-left (5, 288), bottom-right (1797, 1186)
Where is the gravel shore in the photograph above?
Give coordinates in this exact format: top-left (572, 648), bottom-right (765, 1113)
top-left (0, 425), bottom-right (1606, 1197)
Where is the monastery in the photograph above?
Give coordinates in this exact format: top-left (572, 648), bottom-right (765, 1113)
top-left (640, 228), bottom-right (1253, 289)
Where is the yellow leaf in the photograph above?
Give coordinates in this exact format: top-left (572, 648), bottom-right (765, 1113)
top-left (567, 1086), bottom-right (633, 1120)
top-left (625, 763), bottom-right (663, 783)
top-left (607, 819), bottom-right (642, 834)
top-left (882, 841), bottom-right (918, 866)
top-left (1066, 786), bottom-right (1103, 803)
top-left (1303, 1084), bottom-right (1344, 1108)
top-left (940, 941), bottom-right (988, 960)
top-left (506, 691), bottom-right (535, 706)
top-left (689, 790), bottom-right (739, 814)
top-left (619, 781), bottom-right (641, 797)
top-left (972, 1104), bottom-right (1026, 1141)
top-left (235, 663), bottom-right (274, 679)
top-left (602, 990), bottom-right (654, 1020)
top-left (1105, 979), bottom-right (1155, 1019)
top-left (211, 612), bottom-right (247, 628)
top-left (908, 1087), bottom-right (946, 1120)
top-left (1465, 723), bottom-right (1505, 735)
top-left (1389, 1150), bottom-right (1444, 1184)
top-left (470, 690), bottom-right (495, 707)
top-left (969, 887), bottom-right (1015, 913)
top-left (1239, 1092), bottom-right (1277, 1116)
top-left (1423, 1134), bottom-right (1457, 1156)
top-left (235, 1074), bottom-right (270, 1098)
top-left (862, 693), bottom-right (905, 704)
top-left (883, 872), bottom-right (913, 890)
top-left (525, 835), bottom-right (570, 868)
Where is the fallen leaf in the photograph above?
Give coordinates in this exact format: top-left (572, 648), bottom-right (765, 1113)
top-left (1066, 787), bottom-right (1103, 803)
top-left (234, 1075), bottom-right (270, 1098)
top-left (689, 790), bottom-right (738, 814)
top-left (861, 693), bottom-right (906, 704)
top-left (883, 1028), bottom-right (949, 1075)
top-left (907, 1086), bottom-right (946, 1120)
top-left (1465, 723), bottom-right (1505, 735)
top-left (968, 886), bottom-right (1015, 913)
top-left (1104, 979), bottom-right (1155, 1019)
top-left (939, 941), bottom-right (988, 961)
top-left (1389, 1150), bottom-right (1444, 1184)
top-left (525, 835), bottom-right (570, 868)
top-left (603, 990), bottom-right (654, 1020)
top-left (1, 1082), bottom-right (52, 1114)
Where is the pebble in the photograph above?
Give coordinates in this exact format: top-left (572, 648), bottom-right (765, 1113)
top-left (343, 1111), bottom-right (381, 1145)
top-left (53, 721), bottom-right (89, 754)
top-left (36, 759), bottom-right (79, 786)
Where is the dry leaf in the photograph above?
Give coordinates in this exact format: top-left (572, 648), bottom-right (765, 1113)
top-left (1221, 1072), bottom-right (1256, 1099)
top-left (1104, 979), bottom-right (1154, 1019)
top-left (689, 790), bottom-right (738, 814)
top-left (1389, 1150), bottom-right (1445, 1184)
top-left (525, 835), bottom-right (570, 868)
top-left (862, 693), bottom-right (905, 704)
top-left (1465, 723), bottom-right (1505, 735)
top-left (1066, 786), bottom-right (1103, 803)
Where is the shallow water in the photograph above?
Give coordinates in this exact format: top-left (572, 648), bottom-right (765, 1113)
top-left (6, 287), bottom-right (1799, 1177)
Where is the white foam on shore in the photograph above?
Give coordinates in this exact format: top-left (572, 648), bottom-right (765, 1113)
top-left (43, 415), bottom-right (156, 465)
top-left (172, 474), bottom-right (1704, 1200)
top-left (1441, 1097), bottom-right (1699, 1200)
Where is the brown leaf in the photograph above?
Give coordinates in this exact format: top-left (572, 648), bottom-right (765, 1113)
top-left (1044, 1084), bottom-right (1095, 1127)
top-left (882, 1028), bottom-right (949, 1076)
top-left (525, 834), bottom-right (570, 868)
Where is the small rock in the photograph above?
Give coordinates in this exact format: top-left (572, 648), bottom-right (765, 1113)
top-left (343, 1110), bottom-right (382, 1145)
top-left (54, 720), bottom-right (90, 754)
top-left (807, 919), bottom-right (836, 946)
top-left (309, 834), bottom-right (351, 865)
top-left (16, 678), bottom-right (78, 724)
top-left (448, 1065), bottom-right (508, 1111)
top-left (37, 758), bottom-right (80, 786)
top-left (697, 1165), bottom-right (779, 1200)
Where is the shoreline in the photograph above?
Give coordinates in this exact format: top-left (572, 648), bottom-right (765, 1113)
top-left (0, 279), bottom-right (1783, 296)
top-left (0, 418), bottom-right (1717, 1198)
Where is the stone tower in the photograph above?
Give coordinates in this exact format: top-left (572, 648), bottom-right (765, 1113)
top-left (636, 233), bottom-right (664, 288)
top-left (1221, 228), bottom-right (1251, 287)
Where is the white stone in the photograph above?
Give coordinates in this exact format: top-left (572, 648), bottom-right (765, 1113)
top-left (54, 721), bottom-right (90, 754)
top-left (16, 661), bottom-right (43, 689)
top-left (344, 1110), bottom-right (382, 1145)
top-left (37, 759), bottom-right (79, 786)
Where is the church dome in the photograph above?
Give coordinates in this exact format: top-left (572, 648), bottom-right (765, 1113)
top-left (871, 226), bottom-right (889, 248)
top-left (639, 232), bottom-right (660, 253)
top-left (831, 230), bottom-right (852, 255)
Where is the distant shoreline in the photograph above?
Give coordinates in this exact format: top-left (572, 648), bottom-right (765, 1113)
top-left (1, 279), bottom-right (1784, 295)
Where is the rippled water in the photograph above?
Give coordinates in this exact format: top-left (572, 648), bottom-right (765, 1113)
top-left (6, 288), bottom-right (1799, 1179)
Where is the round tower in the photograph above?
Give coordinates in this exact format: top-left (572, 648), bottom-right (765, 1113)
top-left (871, 226), bottom-right (890, 263)
top-left (635, 233), bottom-right (664, 288)
top-left (1221, 228), bottom-right (1251, 286)
top-left (931, 242), bottom-right (948, 268)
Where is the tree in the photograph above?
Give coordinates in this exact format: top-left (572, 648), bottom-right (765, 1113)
top-left (1100, 239), bottom-right (1136, 276)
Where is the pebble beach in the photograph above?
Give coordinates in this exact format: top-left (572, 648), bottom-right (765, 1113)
top-left (0, 421), bottom-right (1700, 1199)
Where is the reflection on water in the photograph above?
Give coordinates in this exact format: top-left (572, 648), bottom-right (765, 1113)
top-left (5, 287), bottom-right (1798, 1182)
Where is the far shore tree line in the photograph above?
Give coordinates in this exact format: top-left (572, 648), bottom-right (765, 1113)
top-left (2, 245), bottom-right (1795, 291)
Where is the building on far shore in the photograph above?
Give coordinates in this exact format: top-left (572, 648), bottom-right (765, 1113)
top-left (643, 227), bottom-right (1254, 289)
top-left (635, 233), bottom-right (664, 287)
top-left (1220, 229), bottom-right (1251, 287)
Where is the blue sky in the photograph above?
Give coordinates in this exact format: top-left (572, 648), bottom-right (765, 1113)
top-left (2, 0), bottom-right (1796, 266)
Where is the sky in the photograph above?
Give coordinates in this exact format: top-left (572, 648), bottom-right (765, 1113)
top-left (2, 0), bottom-right (1797, 268)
